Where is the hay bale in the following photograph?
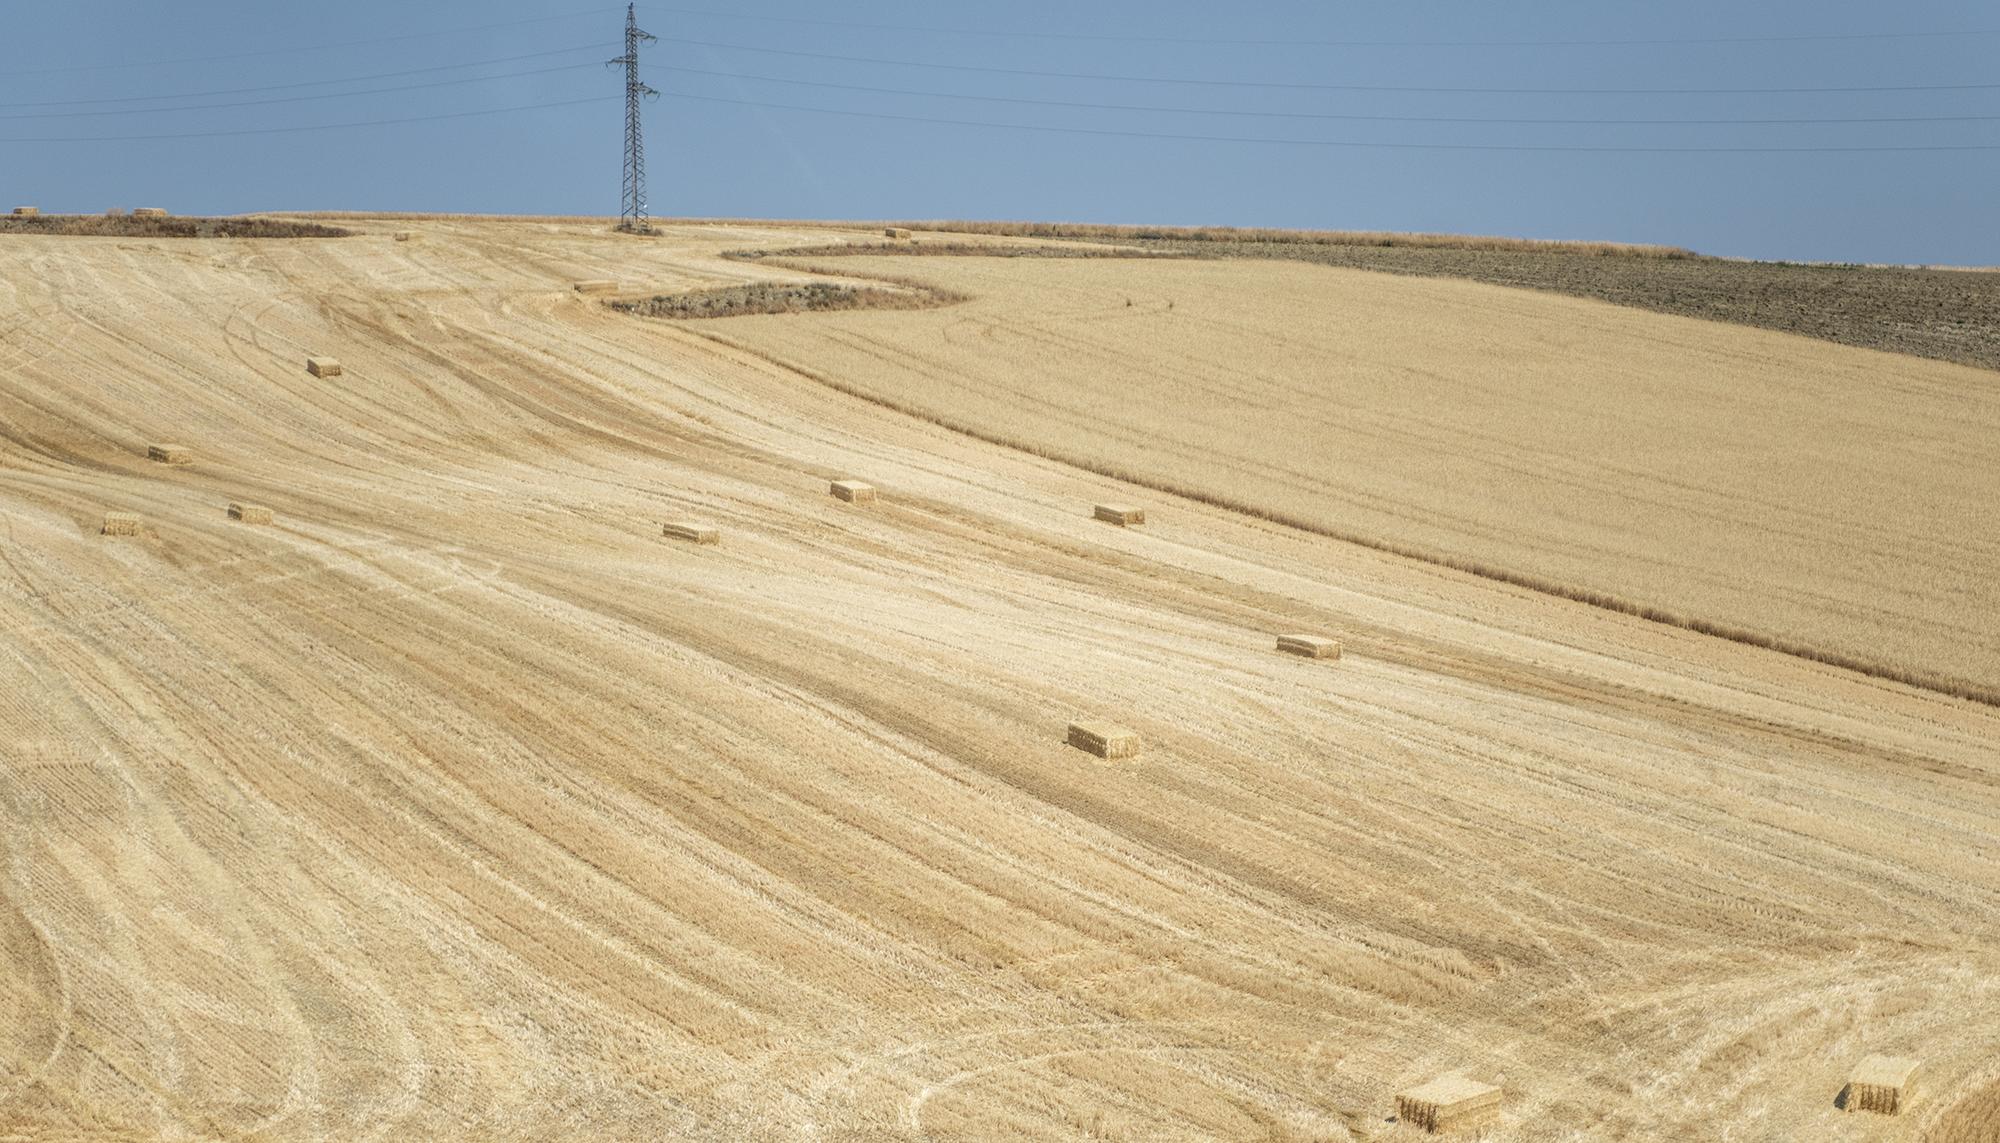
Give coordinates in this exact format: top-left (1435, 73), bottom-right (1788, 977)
top-left (11, 207), bottom-right (37, 217)
top-left (392, 231), bottom-right (417, 242)
top-left (228, 502), bottom-right (273, 525)
top-left (146, 443), bottom-right (193, 466)
top-left (1094, 504), bottom-right (1145, 527)
top-left (663, 521), bottom-right (719, 545)
top-left (573, 280), bottom-right (618, 294)
top-left (830, 479), bottom-right (877, 504)
top-left (1845, 1056), bottom-right (1920, 1116)
top-left (1066, 721), bottom-right (1140, 760)
top-left (101, 512), bottom-right (142, 537)
top-left (305, 356), bottom-right (342, 378)
top-left (132, 207), bottom-right (168, 218)
top-left (1396, 1076), bottom-right (1501, 1135)
top-left (1277, 634), bottom-right (1341, 660)
top-left (885, 227), bottom-right (912, 239)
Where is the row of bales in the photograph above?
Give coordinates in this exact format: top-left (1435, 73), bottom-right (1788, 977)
top-left (102, 440), bottom-right (270, 534)
top-left (659, 476), bottom-right (1343, 764)
top-left (97, 351), bottom-right (355, 533)
top-left (107, 296), bottom-right (1348, 771)
top-left (1384, 1052), bottom-right (1920, 1133)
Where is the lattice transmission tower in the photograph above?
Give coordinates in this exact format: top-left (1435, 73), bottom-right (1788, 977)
top-left (607, 3), bottom-right (658, 233)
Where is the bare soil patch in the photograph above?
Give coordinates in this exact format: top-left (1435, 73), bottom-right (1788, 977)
top-left (613, 279), bottom-right (959, 320)
top-left (1112, 238), bottom-right (2000, 373)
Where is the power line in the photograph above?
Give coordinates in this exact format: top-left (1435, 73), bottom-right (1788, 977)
top-left (651, 64), bottom-right (2000, 128)
top-left (657, 89), bottom-right (2000, 153)
top-left (0, 63), bottom-right (600, 121)
top-left (0, 5), bottom-right (623, 79)
top-left (0, 44), bottom-right (609, 110)
top-left (0, 95), bottom-right (618, 143)
top-left (645, 7), bottom-right (2000, 49)
top-left (8, 85), bottom-right (1987, 152)
top-left (3, 12), bottom-right (1990, 156)
top-left (660, 36), bottom-right (2000, 96)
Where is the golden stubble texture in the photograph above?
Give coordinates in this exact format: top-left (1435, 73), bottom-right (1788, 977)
top-left (0, 218), bottom-right (1995, 1141)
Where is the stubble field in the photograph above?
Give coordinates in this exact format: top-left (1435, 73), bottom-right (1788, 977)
top-left (701, 251), bottom-right (2000, 702)
top-left (0, 217), bottom-right (1995, 1141)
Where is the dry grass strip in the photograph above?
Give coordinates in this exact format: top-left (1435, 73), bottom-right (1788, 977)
top-left (690, 217), bottom-right (1692, 257)
top-left (870, 220), bottom-right (1695, 259)
top-left (1396, 1075), bottom-right (1501, 1134)
top-left (1066, 721), bottom-right (1140, 760)
top-left (1844, 1056), bottom-right (1920, 1116)
top-left (829, 480), bottom-right (877, 504)
top-left (663, 521), bottom-right (719, 545)
top-left (573, 280), bottom-right (619, 294)
top-left (725, 241), bottom-right (1183, 263)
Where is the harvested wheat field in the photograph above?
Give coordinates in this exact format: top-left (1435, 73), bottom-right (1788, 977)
top-left (703, 253), bottom-right (2000, 703)
top-left (0, 216), bottom-right (1996, 1142)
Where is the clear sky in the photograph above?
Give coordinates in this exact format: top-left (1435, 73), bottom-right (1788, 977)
top-left (2, 1), bottom-right (1995, 263)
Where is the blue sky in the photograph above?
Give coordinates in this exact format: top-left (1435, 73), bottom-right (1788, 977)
top-left (2, 1), bottom-right (1996, 263)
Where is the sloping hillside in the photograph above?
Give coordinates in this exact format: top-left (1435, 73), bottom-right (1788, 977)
top-left (701, 251), bottom-right (2000, 702)
top-left (0, 218), bottom-right (1995, 1141)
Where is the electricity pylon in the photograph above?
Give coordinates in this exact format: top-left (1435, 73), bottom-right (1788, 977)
top-left (607, 3), bottom-right (658, 233)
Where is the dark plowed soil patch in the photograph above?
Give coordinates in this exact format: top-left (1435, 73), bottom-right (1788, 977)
top-left (1103, 238), bottom-right (2000, 374)
top-left (0, 216), bottom-right (351, 239)
top-left (613, 280), bottom-right (959, 320)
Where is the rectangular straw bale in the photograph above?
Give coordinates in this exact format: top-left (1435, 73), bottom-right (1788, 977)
top-left (393, 231), bottom-right (417, 242)
top-left (228, 503), bottom-right (274, 525)
top-left (573, 279), bottom-right (618, 294)
top-left (1277, 634), bottom-right (1341, 660)
top-left (1094, 504), bottom-right (1145, 526)
top-left (1846, 1056), bottom-right (1920, 1116)
top-left (663, 521), bottom-right (719, 545)
top-left (147, 443), bottom-right (193, 465)
top-left (101, 512), bottom-right (142, 536)
top-left (11, 207), bottom-right (37, 217)
top-left (830, 480), bottom-right (877, 504)
top-left (132, 208), bottom-right (168, 218)
top-left (1396, 1076), bottom-right (1501, 1135)
top-left (305, 356), bottom-right (342, 377)
top-left (1067, 721), bottom-right (1140, 760)
top-left (885, 227), bottom-right (912, 239)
